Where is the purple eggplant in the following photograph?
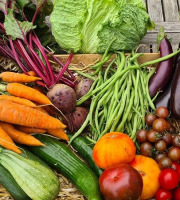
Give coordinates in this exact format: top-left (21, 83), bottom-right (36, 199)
top-left (149, 38), bottom-right (173, 98)
top-left (155, 51), bottom-right (180, 108)
top-left (170, 62), bottom-right (180, 119)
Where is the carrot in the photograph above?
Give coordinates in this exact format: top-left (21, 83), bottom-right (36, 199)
top-left (0, 100), bottom-right (66, 129)
top-left (0, 125), bottom-right (21, 154)
top-left (27, 71), bottom-right (36, 76)
top-left (0, 72), bottom-right (41, 83)
top-left (0, 122), bottom-right (44, 146)
top-left (17, 126), bottom-right (46, 134)
top-left (35, 106), bottom-right (49, 114)
top-left (0, 83), bottom-right (52, 105)
top-left (47, 128), bottom-right (69, 141)
top-left (0, 95), bottom-right (36, 107)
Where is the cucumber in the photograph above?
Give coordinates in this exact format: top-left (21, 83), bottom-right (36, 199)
top-left (0, 147), bottom-right (60, 200)
top-left (68, 134), bottom-right (103, 177)
top-left (30, 134), bottom-right (102, 200)
top-left (0, 163), bottom-right (30, 200)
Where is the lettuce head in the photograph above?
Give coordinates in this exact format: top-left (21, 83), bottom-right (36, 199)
top-left (50, 0), bottom-right (154, 53)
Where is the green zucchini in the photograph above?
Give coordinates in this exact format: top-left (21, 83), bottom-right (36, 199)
top-left (0, 163), bottom-right (30, 200)
top-left (30, 134), bottom-right (102, 200)
top-left (68, 134), bottom-right (103, 177)
top-left (0, 147), bottom-right (60, 200)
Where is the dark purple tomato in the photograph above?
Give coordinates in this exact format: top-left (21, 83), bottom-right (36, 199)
top-left (162, 132), bottom-right (172, 145)
top-left (168, 147), bottom-right (180, 161)
top-left (155, 140), bottom-right (167, 152)
top-left (155, 153), bottom-right (168, 163)
top-left (137, 130), bottom-right (148, 143)
top-left (172, 135), bottom-right (180, 148)
top-left (140, 142), bottom-right (153, 157)
top-left (156, 107), bottom-right (169, 119)
top-left (147, 130), bottom-right (161, 143)
top-left (153, 118), bottom-right (168, 133)
top-left (145, 113), bottom-right (157, 126)
top-left (158, 157), bottom-right (172, 169)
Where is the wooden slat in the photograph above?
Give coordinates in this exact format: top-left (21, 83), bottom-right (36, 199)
top-left (162, 0), bottom-right (179, 21)
top-left (141, 33), bottom-right (180, 52)
top-left (146, 0), bottom-right (164, 21)
top-left (149, 22), bottom-right (180, 33)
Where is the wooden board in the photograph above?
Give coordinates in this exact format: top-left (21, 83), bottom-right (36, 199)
top-left (55, 53), bottom-right (160, 67)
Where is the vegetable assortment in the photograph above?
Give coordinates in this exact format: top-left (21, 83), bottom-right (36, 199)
top-left (0, 1), bottom-right (180, 200)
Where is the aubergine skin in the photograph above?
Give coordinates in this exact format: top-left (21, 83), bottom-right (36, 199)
top-left (171, 62), bottom-right (180, 119)
top-left (149, 38), bottom-right (173, 98)
top-left (155, 51), bottom-right (180, 108)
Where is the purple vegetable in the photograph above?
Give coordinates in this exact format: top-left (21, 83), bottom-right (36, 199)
top-left (155, 51), bottom-right (180, 108)
top-left (62, 107), bottom-right (89, 132)
top-left (170, 62), bottom-right (180, 119)
top-left (75, 78), bottom-right (94, 105)
top-left (0, 1), bottom-right (76, 88)
top-left (47, 84), bottom-right (77, 114)
top-left (149, 38), bottom-right (173, 98)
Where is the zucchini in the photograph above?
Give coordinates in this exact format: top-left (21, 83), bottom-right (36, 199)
top-left (0, 163), bottom-right (30, 200)
top-left (30, 134), bottom-right (102, 200)
top-left (68, 134), bottom-right (103, 177)
top-left (0, 147), bottom-right (60, 200)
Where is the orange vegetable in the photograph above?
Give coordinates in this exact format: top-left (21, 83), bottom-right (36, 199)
top-left (0, 95), bottom-right (36, 107)
top-left (35, 106), bottom-right (49, 114)
top-left (0, 100), bottom-right (66, 129)
top-left (130, 155), bottom-right (161, 200)
top-left (16, 126), bottom-right (46, 134)
top-left (47, 128), bottom-right (69, 141)
top-left (0, 83), bottom-right (52, 105)
top-left (0, 125), bottom-right (21, 154)
top-left (27, 71), bottom-right (36, 76)
top-left (0, 122), bottom-right (44, 146)
top-left (0, 72), bottom-right (41, 83)
top-left (93, 132), bottom-right (136, 169)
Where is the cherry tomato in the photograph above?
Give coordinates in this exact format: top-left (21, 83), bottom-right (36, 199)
top-left (171, 162), bottom-right (179, 171)
top-left (155, 140), bottom-right (167, 152)
top-left (172, 135), bottom-right (180, 148)
top-left (155, 188), bottom-right (172, 200)
top-left (174, 187), bottom-right (180, 200)
top-left (158, 157), bottom-right (172, 170)
top-left (140, 142), bottom-right (153, 157)
top-left (137, 129), bottom-right (148, 143)
top-left (153, 118), bottom-right (168, 133)
top-left (156, 107), bottom-right (169, 119)
top-left (147, 130), bottom-right (161, 143)
top-left (168, 147), bottom-right (180, 162)
top-left (159, 169), bottom-right (179, 190)
top-left (162, 132), bottom-right (172, 145)
top-left (155, 153), bottom-right (167, 163)
top-left (145, 113), bottom-right (157, 126)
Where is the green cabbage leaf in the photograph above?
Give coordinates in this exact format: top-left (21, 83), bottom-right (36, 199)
top-left (51, 0), bottom-right (154, 53)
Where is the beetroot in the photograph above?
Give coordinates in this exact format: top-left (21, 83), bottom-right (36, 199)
top-left (63, 107), bottom-right (89, 132)
top-left (47, 84), bottom-right (76, 113)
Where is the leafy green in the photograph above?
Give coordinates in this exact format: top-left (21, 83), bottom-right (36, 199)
top-left (51, 0), bottom-right (155, 53)
top-left (4, 9), bottom-right (36, 40)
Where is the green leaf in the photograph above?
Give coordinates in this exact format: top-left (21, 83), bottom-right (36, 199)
top-left (16, 0), bottom-right (30, 10)
top-left (0, 0), bottom-right (8, 13)
top-left (4, 9), bottom-right (36, 40)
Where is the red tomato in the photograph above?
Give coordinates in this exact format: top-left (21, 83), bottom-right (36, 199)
top-left (155, 188), bottom-right (172, 200)
top-left (159, 169), bottom-right (179, 190)
top-left (171, 162), bottom-right (179, 171)
top-left (174, 187), bottom-right (180, 200)
top-left (99, 164), bottom-right (143, 200)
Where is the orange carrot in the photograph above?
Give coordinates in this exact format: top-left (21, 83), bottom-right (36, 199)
top-left (27, 71), bottom-right (36, 76)
top-left (17, 126), bottom-right (46, 134)
top-left (0, 100), bottom-right (66, 129)
top-left (47, 129), bottom-right (69, 141)
top-left (0, 72), bottom-right (41, 83)
top-left (0, 125), bottom-right (21, 154)
top-left (0, 122), bottom-right (44, 146)
top-left (0, 95), bottom-right (36, 107)
top-left (0, 83), bottom-right (52, 105)
top-left (35, 106), bottom-right (49, 114)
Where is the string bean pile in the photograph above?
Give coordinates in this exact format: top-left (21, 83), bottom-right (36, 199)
top-left (69, 49), bottom-right (180, 144)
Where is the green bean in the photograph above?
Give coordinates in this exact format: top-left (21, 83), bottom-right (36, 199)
top-left (76, 71), bottom-right (95, 81)
top-left (130, 53), bottom-right (144, 63)
top-left (140, 49), bottom-right (180, 68)
top-left (104, 59), bottom-right (115, 81)
top-left (117, 89), bottom-right (135, 132)
top-left (69, 114), bottom-right (90, 145)
top-left (131, 113), bottom-right (138, 140)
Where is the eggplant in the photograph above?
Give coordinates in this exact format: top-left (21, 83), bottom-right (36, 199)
top-left (171, 61), bottom-right (180, 119)
top-left (149, 38), bottom-right (173, 98)
top-left (155, 51), bottom-right (180, 108)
